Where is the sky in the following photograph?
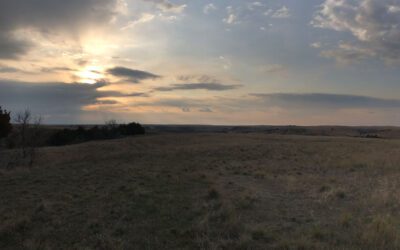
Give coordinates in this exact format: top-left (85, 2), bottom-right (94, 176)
top-left (1, 0), bottom-right (400, 125)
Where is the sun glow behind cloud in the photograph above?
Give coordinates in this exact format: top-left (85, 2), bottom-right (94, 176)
top-left (76, 65), bottom-right (105, 84)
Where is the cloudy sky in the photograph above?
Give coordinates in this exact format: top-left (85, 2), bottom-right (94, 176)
top-left (1, 0), bottom-right (400, 125)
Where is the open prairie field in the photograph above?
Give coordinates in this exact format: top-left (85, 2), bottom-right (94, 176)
top-left (1, 133), bottom-right (400, 249)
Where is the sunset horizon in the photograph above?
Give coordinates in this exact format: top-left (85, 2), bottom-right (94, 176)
top-left (1, 0), bottom-right (400, 125)
top-left (2, 1), bottom-right (400, 248)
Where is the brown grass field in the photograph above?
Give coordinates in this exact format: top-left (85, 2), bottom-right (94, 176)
top-left (1, 133), bottom-right (400, 249)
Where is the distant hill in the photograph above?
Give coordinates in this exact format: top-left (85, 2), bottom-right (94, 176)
top-left (145, 125), bottom-right (400, 139)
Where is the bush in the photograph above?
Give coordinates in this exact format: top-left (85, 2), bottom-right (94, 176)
top-left (119, 122), bottom-right (146, 136)
top-left (0, 106), bottom-right (12, 139)
top-left (49, 122), bottom-right (145, 146)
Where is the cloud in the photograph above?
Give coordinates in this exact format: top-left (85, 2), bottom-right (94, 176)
top-left (0, 0), bottom-right (123, 58)
top-left (223, 6), bottom-right (239, 24)
top-left (271, 6), bottom-right (291, 18)
top-left (310, 42), bottom-right (322, 49)
top-left (4, 82), bottom-right (398, 124)
top-left (154, 83), bottom-right (241, 92)
top-left (125, 92), bottom-right (151, 97)
top-left (0, 65), bottom-right (23, 73)
top-left (107, 66), bottom-right (161, 83)
top-left (319, 42), bottom-right (376, 64)
top-left (258, 64), bottom-right (287, 74)
top-left (0, 0), bottom-right (121, 32)
top-left (181, 107), bottom-right (212, 113)
top-left (121, 13), bottom-right (156, 30)
top-left (224, 14), bottom-right (238, 24)
top-left (199, 107), bottom-right (213, 113)
top-left (263, 6), bottom-right (291, 19)
top-left (134, 97), bottom-right (219, 113)
top-left (247, 2), bottom-right (265, 11)
top-left (181, 107), bottom-right (191, 112)
top-left (0, 34), bottom-right (32, 59)
top-left (204, 3), bottom-right (217, 14)
top-left (40, 67), bottom-right (75, 73)
top-left (176, 74), bottom-right (219, 83)
top-left (96, 100), bottom-right (120, 105)
top-left (251, 93), bottom-right (400, 109)
top-left (142, 0), bottom-right (186, 13)
top-left (312, 0), bottom-right (400, 64)
top-left (0, 80), bottom-right (147, 120)
top-left (218, 56), bottom-right (233, 69)
top-left (222, 3), bottom-right (290, 27)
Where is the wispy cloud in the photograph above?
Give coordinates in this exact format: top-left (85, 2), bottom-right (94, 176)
top-left (154, 83), bottom-right (241, 92)
top-left (258, 64), bottom-right (287, 75)
top-left (121, 13), bottom-right (156, 30)
top-left (204, 3), bottom-right (217, 14)
top-left (0, 65), bottom-right (24, 73)
top-left (223, 3), bottom-right (291, 26)
top-left (251, 93), bottom-right (400, 109)
top-left (142, 0), bottom-right (186, 13)
top-left (271, 6), bottom-right (291, 18)
top-left (176, 74), bottom-right (219, 83)
top-left (107, 66), bottom-right (161, 83)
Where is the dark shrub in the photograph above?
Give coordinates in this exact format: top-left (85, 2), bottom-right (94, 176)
top-left (49, 122), bottom-right (145, 146)
top-left (0, 107), bottom-right (12, 139)
top-left (49, 129), bottom-right (78, 146)
top-left (119, 122), bottom-right (146, 136)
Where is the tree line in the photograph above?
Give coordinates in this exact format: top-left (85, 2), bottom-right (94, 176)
top-left (0, 106), bottom-right (145, 167)
top-left (49, 121), bottom-right (145, 146)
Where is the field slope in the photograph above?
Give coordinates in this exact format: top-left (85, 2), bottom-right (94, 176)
top-left (1, 133), bottom-right (400, 249)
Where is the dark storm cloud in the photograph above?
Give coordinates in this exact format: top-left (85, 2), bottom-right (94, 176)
top-left (0, 0), bottom-right (121, 58)
top-left (154, 83), bottom-right (241, 92)
top-left (251, 93), bottom-right (400, 109)
top-left (107, 66), bottom-right (161, 83)
top-left (0, 80), bottom-right (146, 116)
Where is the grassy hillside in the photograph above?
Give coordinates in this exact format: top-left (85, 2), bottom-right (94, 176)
top-left (1, 133), bottom-right (400, 249)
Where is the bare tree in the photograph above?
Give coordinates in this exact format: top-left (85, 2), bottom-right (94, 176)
top-left (105, 119), bottom-right (118, 129)
top-left (27, 116), bottom-right (43, 166)
top-left (14, 109), bottom-right (31, 158)
top-left (13, 109), bottom-right (43, 167)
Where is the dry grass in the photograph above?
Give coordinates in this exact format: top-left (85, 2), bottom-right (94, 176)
top-left (1, 133), bottom-right (400, 249)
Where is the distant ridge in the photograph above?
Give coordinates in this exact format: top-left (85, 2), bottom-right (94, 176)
top-left (144, 125), bottom-right (400, 139)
